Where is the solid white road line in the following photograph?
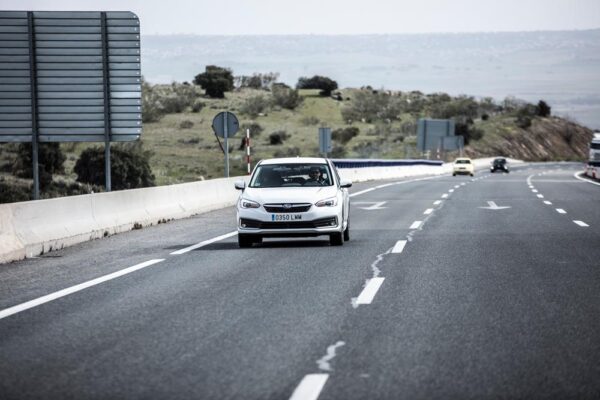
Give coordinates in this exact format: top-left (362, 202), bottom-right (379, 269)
top-left (537, 194), bottom-right (544, 198)
top-left (391, 240), bottom-right (407, 254)
top-left (573, 171), bottom-right (600, 186)
top-left (349, 187), bottom-right (375, 198)
top-left (573, 220), bottom-right (589, 227)
top-left (289, 374), bottom-right (329, 400)
top-left (356, 277), bottom-right (385, 305)
top-left (544, 201), bottom-right (552, 205)
top-left (423, 208), bottom-right (433, 215)
top-left (441, 194), bottom-right (448, 198)
top-left (409, 221), bottom-right (422, 229)
top-left (556, 209), bottom-right (567, 214)
top-left (433, 200), bottom-right (442, 205)
top-left (0, 259), bottom-right (165, 320)
top-left (171, 231), bottom-right (238, 255)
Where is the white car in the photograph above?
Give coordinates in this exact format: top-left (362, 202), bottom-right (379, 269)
top-left (452, 157), bottom-right (474, 176)
top-left (234, 157), bottom-right (352, 247)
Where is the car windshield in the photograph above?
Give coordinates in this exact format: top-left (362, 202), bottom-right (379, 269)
top-left (249, 163), bottom-right (333, 188)
top-left (455, 159), bottom-right (471, 164)
top-left (494, 159), bottom-right (506, 164)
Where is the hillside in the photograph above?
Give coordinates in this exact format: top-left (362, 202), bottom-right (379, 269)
top-left (0, 85), bottom-right (594, 203)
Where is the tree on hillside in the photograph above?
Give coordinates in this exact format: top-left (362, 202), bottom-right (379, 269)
top-left (536, 100), bottom-right (551, 117)
top-left (74, 143), bottom-right (155, 190)
top-left (193, 65), bottom-right (234, 98)
top-left (12, 143), bottom-right (65, 188)
top-left (296, 75), bottom-right (338, 96)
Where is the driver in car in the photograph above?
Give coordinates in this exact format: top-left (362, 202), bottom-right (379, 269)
top-left (305, 167), bottom-right (325, 185)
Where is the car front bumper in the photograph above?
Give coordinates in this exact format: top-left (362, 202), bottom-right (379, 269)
top-left (237, 206), bottom-right (343, 237)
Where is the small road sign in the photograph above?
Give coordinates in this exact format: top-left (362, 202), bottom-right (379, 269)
top-left (212, 111), bottom-right (239, 138)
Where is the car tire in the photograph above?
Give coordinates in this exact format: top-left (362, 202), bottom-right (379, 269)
top-left (452, 173), bottom-right (456, 176)
top-left (343, 220), bottom-right (350, 241)
top-left (470, 173), bottom-right (474, 177)
top-left (330, 232), bottom-right (344, 246)
top-left (238, 234), bottom-right (253, 248)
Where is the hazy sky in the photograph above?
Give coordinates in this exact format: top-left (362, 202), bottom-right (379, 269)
top-left (4, 0), bottom-right (600, 35)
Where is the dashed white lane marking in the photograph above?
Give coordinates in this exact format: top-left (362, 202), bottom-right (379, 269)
top-left (0, 259), bottom-right (165, 320)
top-left (289, 374), bottom-right (329, 400)
top-left (433, 200), bottom-right (442, 205)
top-left (454, 185), bottom-right (460, 189)
top-left (171, 231), bottom-right (238, 255)
top-left (532, 189), bottom-right (538, 193)
top-left (461, 183), bottom-right (466, 186)
top-left (391, 240), bottom-right (407, 253)
top-left (423, 208), bottom-right (434, 215)
top-left (409, 221), bottom-right (422, 229)
top-left (537, 194), bottom-right (544, 198)
top-left (544, 201), bottom-right (552, 205)
top-left (574, 220), bottom-right (589, 227)
top-left (449, 189), bottom-right (455, 193)
top-left (356, 277), bottom-right (385, 305)
top-left (441, 194), bottom-right (448, 198)
top-left (556, 208), bottom-right (567, 214)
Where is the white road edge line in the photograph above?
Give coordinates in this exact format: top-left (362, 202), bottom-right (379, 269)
top-left (171, 231), bottom-right (238, 255)
top-left (349, 187), bottom-right (375, 197)
top-left (573, 220), bottom-right (589, 227)
top-left (391, 240), bottom-right (407, 254)
top-left (423, 208), bottom-right (433, 215)
top-left (356, 277), bottom-right (385, 305)
top-left (289, 374), bottom-right (329, 400)
top-left (409, 221), bottom-right (422, 229)
top-left (0, 259), bottom-right (165, 320)
top-left (573, 171), bottom-right (600, 186)
top-left (556, 208), bottom-right (566, 214)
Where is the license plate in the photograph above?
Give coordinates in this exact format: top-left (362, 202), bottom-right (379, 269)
top-left (272, 214), bottom-right (302, 221)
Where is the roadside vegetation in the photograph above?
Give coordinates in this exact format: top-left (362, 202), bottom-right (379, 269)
top-left (0, 65), bottom-right (593, 203)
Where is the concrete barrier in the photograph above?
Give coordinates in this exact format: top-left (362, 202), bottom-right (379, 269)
top-left (0, 157), bottom-right (522, 264)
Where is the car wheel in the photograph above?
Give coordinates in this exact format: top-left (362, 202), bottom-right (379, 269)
top-left (452, 173), bottom-right (456, 176)
top-left (470, 173), bottom-right (474, 176)
top-left (330, 232), bottom-right (343, 246)
top-left (238, 234), bottom-right (253, 248)
top-left (343, 220), bottom-right (350, 241)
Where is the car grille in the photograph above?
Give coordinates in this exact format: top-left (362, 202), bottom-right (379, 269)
top-left (240, 217), bottom-right (337, 229)
top-left (263, 203), bottom-right (312, 213)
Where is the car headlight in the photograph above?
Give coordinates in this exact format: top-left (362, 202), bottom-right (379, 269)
top-left (315, 197), bottom-right (338, 207)
top-left (240, 198), bottom-right (260, 209)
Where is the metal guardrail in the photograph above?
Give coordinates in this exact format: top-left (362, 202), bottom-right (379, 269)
top-left (332, 159), bottom-right (444, 168)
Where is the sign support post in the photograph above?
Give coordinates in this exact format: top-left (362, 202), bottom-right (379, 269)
top-left (27, 11), bottom-right (39, 200)
top-left (212, 111), bottom-right (239, 178)
top-left (100, 12), bottom-right (112, 191)
top-left (223, 112), bottom-right (229, 178)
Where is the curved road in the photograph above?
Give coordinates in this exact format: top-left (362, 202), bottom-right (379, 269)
top-left (0, 163), bottom-right (599, 399)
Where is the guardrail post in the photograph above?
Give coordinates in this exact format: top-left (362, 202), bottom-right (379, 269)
top-left (100, 12), bottom-right (112, 191)
top-left (27, 11), bottom-right (39, 200)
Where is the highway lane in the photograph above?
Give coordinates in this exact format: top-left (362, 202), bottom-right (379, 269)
top-left (0, 163), bottom-right (598, 399)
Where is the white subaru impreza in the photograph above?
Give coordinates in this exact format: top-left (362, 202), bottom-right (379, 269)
top-left (234, 157), bottom-right (352, 247)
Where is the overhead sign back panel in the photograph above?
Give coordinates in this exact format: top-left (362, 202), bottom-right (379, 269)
top-left (0, 11), bottom-right (141, 143)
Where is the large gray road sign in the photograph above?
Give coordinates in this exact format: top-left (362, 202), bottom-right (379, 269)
top-left (417, 119), bottom-right (455, 152)
top-left (0, 11), bottom-right (141, 143)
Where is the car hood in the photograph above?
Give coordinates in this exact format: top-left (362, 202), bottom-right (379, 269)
top-left (241, 186), bottom-right (338, 205)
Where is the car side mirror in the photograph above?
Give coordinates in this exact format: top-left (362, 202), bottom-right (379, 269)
top-left (340, 179), bottom-right (352, 188)
top-left (234, 181), bottom-right (246, 190)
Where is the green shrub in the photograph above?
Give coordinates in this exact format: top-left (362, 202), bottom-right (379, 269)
top-left (235, 72), bottom-right (279, 90)
top-left (300, 116), bottom-right (320, 126)
top-left (269, 131), bottom-right (288, 145)
top-left (179, 120), bottom-right (194, 129)
top-left (536, 100), bottom-right (551, 117)
top-left (12, 143), bottom-right (65, 189)
top-left (240, 94), bottom-right (270, 117)
top-left (272, 84), bottom-right (303, 110)
top-left (240, 122), bottom-right (263, 137)
top-left (74, 143), bottom-right (155, 190)
top-left (274, 146), bottom-right (301, 157)
top-left (191, 99), bottom-right (205, 113)
top-left (332, 126), bottom-right (359, 144)
top-left (0, 177), bottom-right (31, 203)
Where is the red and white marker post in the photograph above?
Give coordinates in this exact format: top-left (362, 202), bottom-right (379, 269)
top-left (245, 129), bottom-right (251, 174)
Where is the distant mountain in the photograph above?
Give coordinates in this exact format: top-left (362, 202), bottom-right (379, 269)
top-left (140, 30), bottom-right (600, 129)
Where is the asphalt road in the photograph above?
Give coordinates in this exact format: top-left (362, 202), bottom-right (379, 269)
top-left (1, 162), bottom-right (599, 400)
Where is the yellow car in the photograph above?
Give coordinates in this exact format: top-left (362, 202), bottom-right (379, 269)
top-left (452, 158), bottom-right (474, 176)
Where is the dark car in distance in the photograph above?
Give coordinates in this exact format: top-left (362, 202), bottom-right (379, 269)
top-left (490, 158), bottom-right (509, 173)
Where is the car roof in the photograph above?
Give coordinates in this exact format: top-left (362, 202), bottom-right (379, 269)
top-left (454, 157), bottom-right (472, 161)
top-left (259, 157), bottom-right (328, 165)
